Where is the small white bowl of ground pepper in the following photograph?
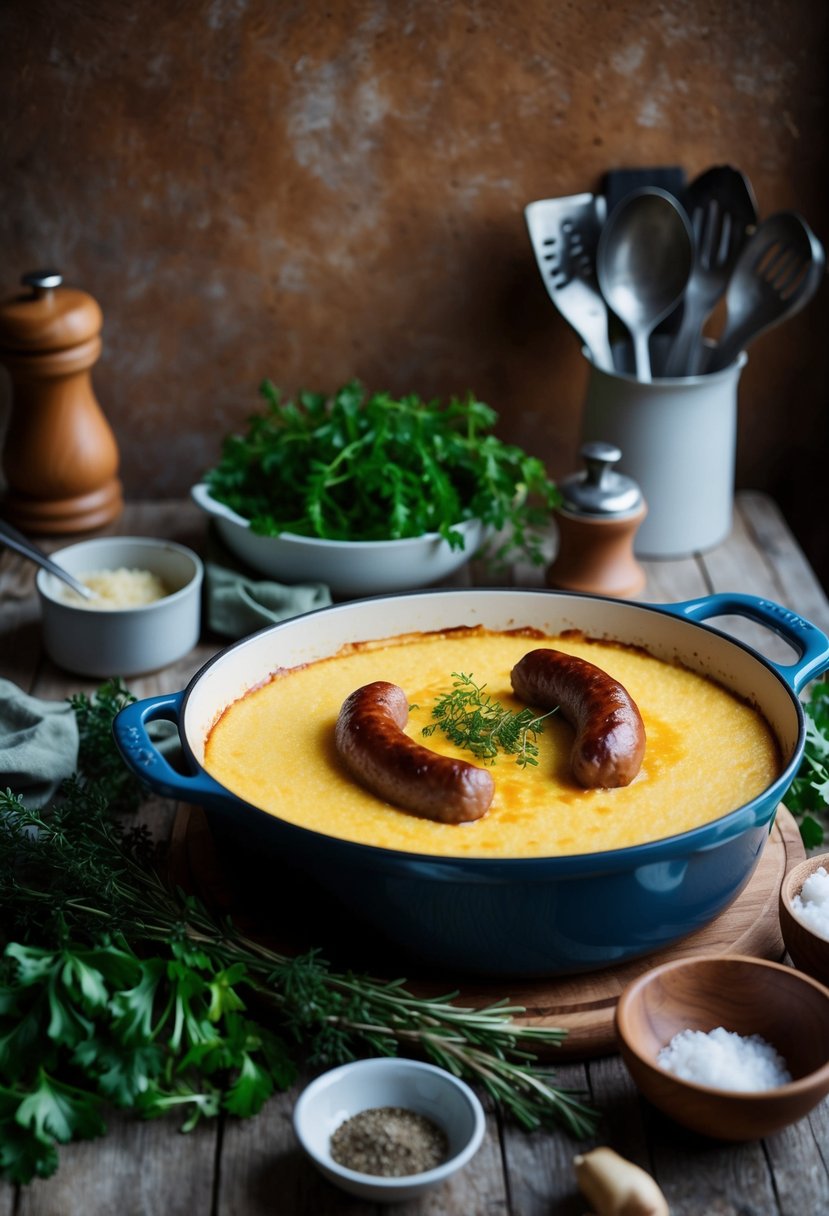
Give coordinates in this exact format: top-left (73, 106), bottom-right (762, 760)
top-left (292, 1057), bottom-right (486, 1203)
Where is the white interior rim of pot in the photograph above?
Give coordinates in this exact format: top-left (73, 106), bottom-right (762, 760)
top-left (177, 587), bottom-right (804, 864)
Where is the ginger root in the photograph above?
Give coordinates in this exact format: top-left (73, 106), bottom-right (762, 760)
top-left (573, 1147), bottom-right (669, 1216)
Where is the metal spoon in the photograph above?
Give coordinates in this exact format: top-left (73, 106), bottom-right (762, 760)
top-left (0, 517), bottom-right (98, 600)
top-left (662, 165), bottom-right (758, 377)
top-left (707, 211), bottom-right (826, 373)
top-left (596, 186), bottom-right (694, 382)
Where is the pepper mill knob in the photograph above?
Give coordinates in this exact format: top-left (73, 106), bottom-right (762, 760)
top-left (21, 269), bottom-right (64, 294)
top-left (0, 268), bottom-right (123, 534)
top-left (546, 441), bottom-right (647, 599)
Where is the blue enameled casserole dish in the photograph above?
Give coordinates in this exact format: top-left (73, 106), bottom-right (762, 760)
top-left (113, 589), bottom-right (829, 977)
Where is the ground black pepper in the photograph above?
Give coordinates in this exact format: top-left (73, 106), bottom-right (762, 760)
top-left (330, 1105), bottom-right (449, 1177)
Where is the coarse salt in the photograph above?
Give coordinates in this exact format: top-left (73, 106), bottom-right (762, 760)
top-left (656, 1026), bottom-right (792, 1092)
top-left (791, 866), bottom-right (829, 942)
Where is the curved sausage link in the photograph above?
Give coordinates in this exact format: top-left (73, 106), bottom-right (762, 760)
top-left (510, 648), bottom-right (645, 788)
top-left (334, 681), bottom-right (495, 824)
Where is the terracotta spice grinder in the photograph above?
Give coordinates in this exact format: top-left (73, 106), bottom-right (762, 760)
top-left (546, 440), bottom-right (647, 599)
top-left (0, 269), bottom-right (122, 533)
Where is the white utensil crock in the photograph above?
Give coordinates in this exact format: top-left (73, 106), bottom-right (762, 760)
top-left (581, 350), bottom-right (747, 558)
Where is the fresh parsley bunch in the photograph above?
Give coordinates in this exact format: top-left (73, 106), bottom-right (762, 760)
top-left (0, 682), bottom-right (595, 1184)
top-left (788, 677), bottom-right (829, 848)
top-left (204, 380), bottom-right (560, 562)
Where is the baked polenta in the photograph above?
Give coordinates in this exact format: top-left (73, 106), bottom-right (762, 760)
top-left (203, 627), bottom-right (780, 859)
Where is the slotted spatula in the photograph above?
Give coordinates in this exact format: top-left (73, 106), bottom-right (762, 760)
top-left (525, 193), bottom-right (613, 371)
top-left (707, 211), bottom-right (825, 373)
top-left (662, 166), bottom-right (758, 377)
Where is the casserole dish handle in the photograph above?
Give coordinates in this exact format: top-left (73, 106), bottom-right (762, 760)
top-left (113, 692), bottom-right (232, 806)
top-left (661, 593), bottom-right (829, 693)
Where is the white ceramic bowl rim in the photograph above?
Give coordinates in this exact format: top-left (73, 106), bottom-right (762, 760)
top-left (36, 536), bottom-right (204, 613)
top-left (293, 1057), bottom-right (486, 1188)
top-left (175, 586), bottom-right (807, 871)
top-left (191, 482), bottom-right (479, 550)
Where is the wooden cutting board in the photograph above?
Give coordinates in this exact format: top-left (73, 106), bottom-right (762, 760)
top-left (169, 805), bottom-right (804, 1060)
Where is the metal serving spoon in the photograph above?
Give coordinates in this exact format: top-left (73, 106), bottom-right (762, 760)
top-left (662, 165), bottom-right (758, 378)
top-left (0, 517), bottom-right (98, 600)
top-left (707, 211), bottom-right (826, 373)
top-left (597, 187), bottom-right (694, 383)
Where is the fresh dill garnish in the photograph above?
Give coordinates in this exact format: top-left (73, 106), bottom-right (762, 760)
top-left (422, 672), bottom-right (556, 767)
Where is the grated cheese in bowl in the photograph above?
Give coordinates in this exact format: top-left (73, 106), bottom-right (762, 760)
top-left (59, 567), bottom-right (170, 609)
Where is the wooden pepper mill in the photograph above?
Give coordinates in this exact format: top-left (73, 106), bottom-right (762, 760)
top-left (0, 269), bottom-right (123, 533)
top-left (547, 441), bottom-right (647, 599)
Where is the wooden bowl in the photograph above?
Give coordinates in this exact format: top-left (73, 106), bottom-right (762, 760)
top-left (780, 853), bottom-right (829, 985)
top-left (615, 954), bottom-right (829, 1141)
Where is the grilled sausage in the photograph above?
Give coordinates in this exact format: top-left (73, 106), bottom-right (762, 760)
top-left (510, 648), bottom-right (645, 788)
top-left (334, 680), bottom-right (495, 823)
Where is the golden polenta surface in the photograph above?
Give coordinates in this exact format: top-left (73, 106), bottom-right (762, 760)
top-left (203, 629), bottom-right (780, 858)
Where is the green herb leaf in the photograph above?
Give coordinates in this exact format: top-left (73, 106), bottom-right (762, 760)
top-left (16, 1070), bottom-right (105, 1145)
top-left (423, 672), bottom-right (556, 767)
top-left (0, 682), bottom-right (596, 1185)
top-left (788, 677), bottom-right (829, 847)
top-left (0, 1084), bottom-right (59, 1183)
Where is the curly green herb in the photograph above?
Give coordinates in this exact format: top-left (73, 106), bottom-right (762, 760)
top-left (204, 381), bottom-right (560, 564)
top-left (422, 672), bottom-right (557, 767)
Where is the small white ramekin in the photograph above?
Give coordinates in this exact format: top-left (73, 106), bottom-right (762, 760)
top-left (292, 1057), bottom-right (486, 1203)
top-left (36, 536), bottom-right (203, 678)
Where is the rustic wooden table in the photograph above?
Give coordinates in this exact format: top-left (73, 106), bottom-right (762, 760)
top-left (1, 492), bottom-right (828, 1216)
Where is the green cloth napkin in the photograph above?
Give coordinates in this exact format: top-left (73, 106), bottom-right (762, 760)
top-left (204, 526), bottom-right (332, 639)
top-left (0, 678), bottom-right (79, 808)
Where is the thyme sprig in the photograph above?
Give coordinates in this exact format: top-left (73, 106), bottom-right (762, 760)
top-left (0, 684), bottom-right (596, 1182)
top-left (422, 672), bottom-right (556, 767)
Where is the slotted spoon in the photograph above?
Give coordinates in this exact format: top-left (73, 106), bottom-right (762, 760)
top-left (707, 211), bottom-right (826, 373)
top-left (662, 165), bottom-right (758, 377)
top-left (525, 193), bottom-right (613, 371)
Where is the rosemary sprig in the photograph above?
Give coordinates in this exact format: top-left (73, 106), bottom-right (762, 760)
top-left (0, 788), bottom-right (594, 1138)
top-left (422, 671), bottom-right (556, 767)
top-left (0, 684), bottom-right (597, 1182)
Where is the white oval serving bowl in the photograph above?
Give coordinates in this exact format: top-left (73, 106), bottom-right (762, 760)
top-left (292, 1057), bottom-right (486, 1203)
top-left (36, 536), bottom-right (203, 678)
top-left (191, 482), bottom-right (483, 597)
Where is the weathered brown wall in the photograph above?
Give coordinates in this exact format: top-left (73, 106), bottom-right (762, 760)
top-left (1, 1), bottom-right (827, 577)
